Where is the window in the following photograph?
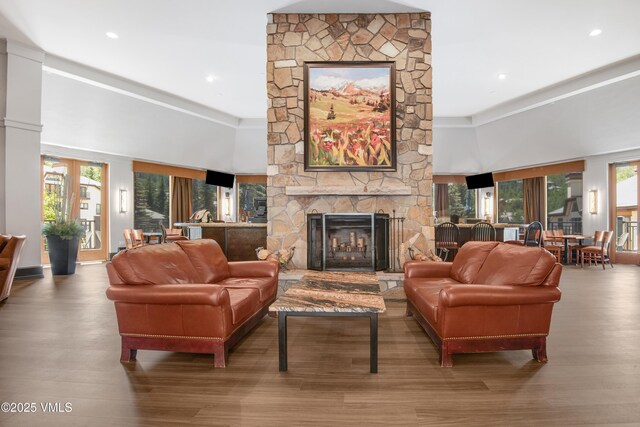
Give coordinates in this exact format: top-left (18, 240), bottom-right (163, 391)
top-left (497, 179), bottom-right (524, 223)
top-left (547, 173), bottom-right (583, 234)
top-left (433, 182), bottom-right (477, 222)
top-left (192, 179), bottom-right (218, 219)
top-left (96, 203), bottom-right (101, 215)
top-left (134, 172), bottom-right (170, 231)
top-left (80, 186), bottom-right (88, 198)
top-left (80, 203), bottom-right (89, 210)
top-left (238, 182), bottom-right (267, 222)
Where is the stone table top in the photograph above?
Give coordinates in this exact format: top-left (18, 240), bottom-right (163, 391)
top-left (269, 271), bottom-right (386, 314)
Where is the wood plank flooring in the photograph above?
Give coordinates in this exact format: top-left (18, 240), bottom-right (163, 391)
top-left (1, 263), bottom-right (639, 426)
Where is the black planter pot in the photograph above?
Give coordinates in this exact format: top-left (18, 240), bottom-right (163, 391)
top-left (46, 235), bottom-right (80, 275)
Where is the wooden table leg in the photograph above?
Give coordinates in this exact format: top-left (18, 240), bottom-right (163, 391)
top-left (278, 312), bottom-right (288, 372)
top-left (370, 313), bottom-right (378, 373)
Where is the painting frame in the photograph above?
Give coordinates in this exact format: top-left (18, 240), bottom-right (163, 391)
top-left (303, 61), bottom-right (397, 172)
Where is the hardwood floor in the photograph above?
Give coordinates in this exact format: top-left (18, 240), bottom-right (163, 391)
top-left (1, 263), bottom-right (639, 426)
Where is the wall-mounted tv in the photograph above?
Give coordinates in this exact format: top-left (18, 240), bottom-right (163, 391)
top-left (465, 172), bottom-right (494, 190)
top-left (205, 170), bottom-right (235, 188)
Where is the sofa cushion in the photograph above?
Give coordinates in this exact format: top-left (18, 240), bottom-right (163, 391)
top-left (450, 241), bottom-right (499, 284)
top-left (175, 239), bottom-right (230, 284)
top-left (217, 277), bottom-right (277, 304)
top-left (227, 288), bottom-right (260, 326)
top-left (473, 243), bottom-right (556, 286)
top-left (404, 277), bottom-right (461, 302)
top-left (110, 243), bottom-right (201, 285)
top-left (411, 286), bottom-right (442, 327)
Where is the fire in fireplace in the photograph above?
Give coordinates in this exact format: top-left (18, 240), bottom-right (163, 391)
top-left (307, 213), bottom-right (389, 271)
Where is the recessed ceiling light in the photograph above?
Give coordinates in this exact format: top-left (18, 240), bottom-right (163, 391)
top-left (498, 73), bottom-right (507, 80)
top-left (589, 28), bottom-right (602, 37)
top-left (206, 74), bottom-right (218, 83)
top-left (105, 32), bottom-right (119, 39)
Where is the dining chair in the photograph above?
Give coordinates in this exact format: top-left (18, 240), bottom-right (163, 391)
top-left (160, 222), bottom-right (188, 243)
top-left (132, 229), bottom-right (145, 248)
top-left (123, 229), bottom-right (135, 250)
top-left (581, 230), bottom-right (614, 269)
top-left (523, 221), bottom-right (544, 247)
top-left (574, 230), bottom-right (603, 265)
top-left (543, 230), bottom-right (564, 263)
top-left (435, 221), bottom-right (459, 261)
top-left (470, 222), bottom-right (496, 241)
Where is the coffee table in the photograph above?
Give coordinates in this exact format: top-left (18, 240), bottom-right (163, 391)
top-left (269, 271), bottom-right (386, 373)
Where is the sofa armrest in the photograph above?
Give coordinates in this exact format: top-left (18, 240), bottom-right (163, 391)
top-left (105, 284), bottom-right (230, 305)
top-left (440, 284), bottom-right (561, 307)
top-left (404, 260), bottom-right (453, 278)
top-left (228, 260), bottom-right (279, 278)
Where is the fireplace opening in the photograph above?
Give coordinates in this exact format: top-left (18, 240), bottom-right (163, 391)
top-left (307, 213), bottom-right (389, 271)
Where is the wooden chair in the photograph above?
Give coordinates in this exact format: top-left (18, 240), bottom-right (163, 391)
top-left (581, 230), bottom-right (614, 269)
top-left (543, 230), bottom-right (564, 263)
top-left (574, 230), bottom-right (604, 265)
top-left (160, 222), bottom-right (188, 243)
top-left (470, 222), bottom-right (496, 241)
top-left (123, 229), bottom-right (135, 250)
top-left (132, 229), bottom-right (145, 248)
top-left (435, 222), bottom-right (459, 261)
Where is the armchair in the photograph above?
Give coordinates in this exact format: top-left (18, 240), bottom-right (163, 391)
top-left (0, 235), bottom-right (27, 301)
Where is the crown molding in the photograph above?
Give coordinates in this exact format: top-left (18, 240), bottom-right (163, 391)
top-left (43, 54), bottom-right (240, 129)
top-left (433, 117), bottom-right (473, 128)
top-left (472, 54), bottom-right (640, 127)
top-left (238, 118), bottom-right (267, 129)
top-left (1, 39), bottom-right (45, 63)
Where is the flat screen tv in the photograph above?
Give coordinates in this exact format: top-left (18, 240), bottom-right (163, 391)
top-left (205, 170), bottom-right (235, 188)
top-left (465, 172), bottom-right (494, 190)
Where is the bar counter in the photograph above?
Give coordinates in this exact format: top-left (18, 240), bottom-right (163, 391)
top-left (174, 222), bottom-right (266, 261)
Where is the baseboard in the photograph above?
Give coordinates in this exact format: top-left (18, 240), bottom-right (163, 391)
top-left (15, 266), bottom-right (44, 279)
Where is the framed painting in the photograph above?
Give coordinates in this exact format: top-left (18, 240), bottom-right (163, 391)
top-left (304, 62), bottom-right (396, 171)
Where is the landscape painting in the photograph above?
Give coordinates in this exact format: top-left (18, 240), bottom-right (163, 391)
top-left (304, 62), bottom-right (396, 171)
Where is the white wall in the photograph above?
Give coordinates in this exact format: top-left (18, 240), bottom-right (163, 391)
top-left (41, 72), bottom-right (238, 173)
top-left (233, 122), bottom-right (267, 174)
top-left (432, 126), bottom-right (481, 174)
top-left (472, 75), bottom-right (640, 172)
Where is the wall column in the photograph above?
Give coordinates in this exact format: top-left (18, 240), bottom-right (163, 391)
top-left (0, 39), bottom-right (45, 276)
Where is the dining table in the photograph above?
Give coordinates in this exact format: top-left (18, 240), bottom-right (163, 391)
top-left (142, 231), bottom-right (163, 244)
top-left (559, 234), bottom-right (592, 264)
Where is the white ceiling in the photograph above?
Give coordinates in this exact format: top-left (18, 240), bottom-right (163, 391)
top-left (0, 0), bottom-right (639, 119)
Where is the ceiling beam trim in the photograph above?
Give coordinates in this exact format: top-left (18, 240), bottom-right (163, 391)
top-left (42, 54), bottom-right (241, 129)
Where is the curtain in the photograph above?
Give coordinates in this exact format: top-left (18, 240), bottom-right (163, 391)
top-left (171, 176), bottom-right (193, 225)
top-left (435, 183), bottom-right (449, 219)
top-left (523, 177), bottom-right (545, 224)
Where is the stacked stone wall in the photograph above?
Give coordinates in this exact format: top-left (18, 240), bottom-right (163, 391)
top-left (266, 12), bottom-right (433, 269)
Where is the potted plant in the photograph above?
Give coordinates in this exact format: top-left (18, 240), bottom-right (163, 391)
top-left (41, 176), bottom-right (84, 275)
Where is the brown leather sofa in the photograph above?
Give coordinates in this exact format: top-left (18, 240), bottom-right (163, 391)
top-left (404, 241), bottom-right (562, 367)
top-left (106, 239), bottom-right (278, 367)
top-left (0, 234), bottom-right (27, 302)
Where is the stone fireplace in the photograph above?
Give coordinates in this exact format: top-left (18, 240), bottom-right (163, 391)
top-left (266, 12), bottom-right (433, 270)
top-left (307, 213), bottom-right (389, 271)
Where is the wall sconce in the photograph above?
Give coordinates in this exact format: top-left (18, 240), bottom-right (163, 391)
top-left (119, 188), bottom-right (128, 213)
top-left (588, 189), bottom-right (598, 214)
top-left (483, 192), bottom-right (493, 219)
top-left (224, 192), bottom-right (231, 217)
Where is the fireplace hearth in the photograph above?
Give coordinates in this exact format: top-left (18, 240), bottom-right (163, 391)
top-left (307, 213), bottom-right (389, 272)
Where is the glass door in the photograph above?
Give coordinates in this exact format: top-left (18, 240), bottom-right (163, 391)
top-left (41, 156), bottom-right (109, 263)
top-left (611, 162), bottom-right (639, 264)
